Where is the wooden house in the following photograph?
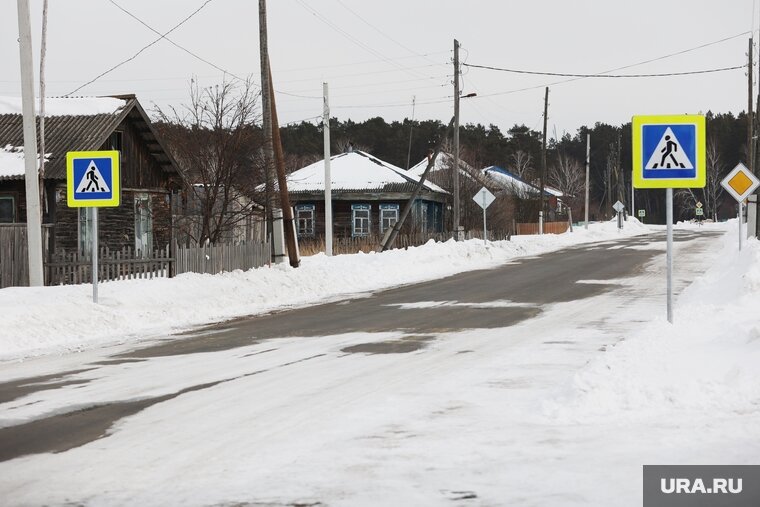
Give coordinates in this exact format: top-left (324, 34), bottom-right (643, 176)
top-left (0, 95), bottom-right (181, 257)
top-left (287, 149), bottom-right (449, 239)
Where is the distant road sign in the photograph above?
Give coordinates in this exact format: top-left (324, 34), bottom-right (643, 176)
top-left (696, 208), bottom-right (704, 216)
top-left (613, 200), bottom-right (625, 213)
top-left (638, 209), bottom-right (646, 218)
top-left (66, 151), bottom-right (120, 207)
top-left (632, 115), bottom-right (705, 189)
top-left (696, 201), bottom-right (703, 208)
top-left (721, 163), bottom-right (759, 203)
top-left (473, 187), bottom-right (495, 209)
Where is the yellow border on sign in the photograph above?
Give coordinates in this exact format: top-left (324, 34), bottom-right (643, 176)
top-left (632, 114), bottom-right (706, 189)
top-left (66, 150), bottom-right (120, 207)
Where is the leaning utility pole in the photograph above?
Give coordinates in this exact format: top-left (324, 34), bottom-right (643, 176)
top-left (16, 0), bottom-right (44, 286)
top-left (540, 87), bottom-right (549, 234)
top-left (258, 0), bottom-right (275, 239)
top-left (453, 39), bottom-right (461, 240)
top-left (748, 37), bottom-right (754, 173)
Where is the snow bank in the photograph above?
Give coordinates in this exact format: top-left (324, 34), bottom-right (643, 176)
top-left (548, 226), bottom-right (760, 423)
top-left (0, 218), bottom-right (651, 362)
top-left (0, 96), bottom-right (126, 116)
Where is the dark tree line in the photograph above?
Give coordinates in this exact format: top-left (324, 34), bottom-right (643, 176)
top-left (279, 111), bottom-right (750, 223)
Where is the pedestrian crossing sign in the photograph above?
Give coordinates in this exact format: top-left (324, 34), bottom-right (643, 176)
top-left (632, 115), bottom-right (705, 189)
top-left (66, 150), bottom-right (120, 207)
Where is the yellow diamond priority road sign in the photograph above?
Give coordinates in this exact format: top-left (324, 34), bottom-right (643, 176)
top-left (721, 163), bottom-right (760, 203)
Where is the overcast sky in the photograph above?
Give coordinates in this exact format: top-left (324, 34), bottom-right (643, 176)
top-left (2, 1), bottom-right (757, 138)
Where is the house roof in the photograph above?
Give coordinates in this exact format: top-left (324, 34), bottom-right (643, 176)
top-left (483, 166), bottom-right (556, 197)
top-left (0, 95), bottom-right (178, 181)
top-left (408, 151), bottom-right (482, 181)
top-left (288, 150), bottom-right (448, 195)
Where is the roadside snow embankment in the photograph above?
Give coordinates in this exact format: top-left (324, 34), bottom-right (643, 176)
top-left (548, 230), bottom-right (760, 423)
top-left (0, 219), bottom-right (649, 361)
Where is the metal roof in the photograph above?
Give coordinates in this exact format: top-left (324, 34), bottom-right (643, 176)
top-left (0, 95), bottom-right (178, 181)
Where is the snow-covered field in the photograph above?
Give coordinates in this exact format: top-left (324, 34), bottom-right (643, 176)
top-left (2, 218), bottom-right (759, 506)
top-left (1, 218), bottom-right (651, 362)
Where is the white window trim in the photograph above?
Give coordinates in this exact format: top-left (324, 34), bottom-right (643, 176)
top-left (351, 204), bottom-right (371, 237)
top-left (295, 204), bottom-right (316, 237)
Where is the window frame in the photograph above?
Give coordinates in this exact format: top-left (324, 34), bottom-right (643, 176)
top-left (379, 203), bottom-right (399, 234)
top-left (351, 204), bottom-right (371, 237)
top-left (295, 204), bottom-right (316, 237)
top-left (0, 195), bottom-right (16, 223)
top-left (134, 193), bottom-right (153, 257)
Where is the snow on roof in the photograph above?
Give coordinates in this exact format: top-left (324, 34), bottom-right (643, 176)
top-left (0, 145), bottom-right (35, 180)
top-left (483, 166), bottom-right (542, 195)
top-left (0, 96), bottom-right (127, 117)
top-left (288, 150), bottom-right (448, 194)
top-left (408, 151), bottom-right (475, 178)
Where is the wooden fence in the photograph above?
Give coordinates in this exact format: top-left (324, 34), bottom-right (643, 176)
top-left (0, 224), bottom-right (53, 289)
top-left (515, 221), bottom-right (570, 235)
top-left (174, 241), bottom-right (271, 275)
top-left (47, 245), bottom-right (173, 285)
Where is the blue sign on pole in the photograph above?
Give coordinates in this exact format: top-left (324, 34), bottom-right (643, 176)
top-left (66, 150), bottom-right (120, 207)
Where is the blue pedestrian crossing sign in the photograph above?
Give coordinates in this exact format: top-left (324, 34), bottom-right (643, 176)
top-left (632, 115), bottom-right (705, 189)
top-left (66, 150), bottom-right (120, 207)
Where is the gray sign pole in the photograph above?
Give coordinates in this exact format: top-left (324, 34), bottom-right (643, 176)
top-left (92, 208), bottom-right (98, 304)
top-left (666, 188), bottom-right (673, 323)
top-left (739, 202), bottom-right (743, 252)
top-left (482, 193), bottom-right (487, 243)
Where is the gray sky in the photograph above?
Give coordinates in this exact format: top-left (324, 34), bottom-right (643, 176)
top-left (2, 0), bottom-right (757, 137)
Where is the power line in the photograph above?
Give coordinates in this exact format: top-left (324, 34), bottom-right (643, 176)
top-left (66, 0), bottom-right (217, 96)
top-left (463, 63), bottom-right (745, 78)
top-left (107, 0), bottom-right (243, 80)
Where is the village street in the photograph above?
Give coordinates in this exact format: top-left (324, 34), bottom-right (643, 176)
top-left (2, 227), bottom-right (755, 507)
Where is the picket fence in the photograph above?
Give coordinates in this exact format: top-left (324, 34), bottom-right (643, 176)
top-left (47, 245), bottom-right (173, 285)
top-left (515, 221), bottom-right (570, 235)
top-left (174, 241), bottom-right (270, 275)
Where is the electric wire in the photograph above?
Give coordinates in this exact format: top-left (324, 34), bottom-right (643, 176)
top-left (66, 0), bottom-right (217, 96)
top-left (463, 63), bottom-right (745, 78)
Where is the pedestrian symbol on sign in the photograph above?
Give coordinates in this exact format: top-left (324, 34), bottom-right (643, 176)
top-left (645, 127), bottom-right (693, 170)
top-left (75, 160), bottom-right (111, 193)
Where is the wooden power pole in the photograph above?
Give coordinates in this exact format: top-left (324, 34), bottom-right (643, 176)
top-left (453, 39), bottom-right (461, 239)
top-left (748, 37), bottom-right (754, 173)
top-left (259, 0), bottom-right (275, 239)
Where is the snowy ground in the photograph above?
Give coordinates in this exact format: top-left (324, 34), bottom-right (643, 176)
top-left (1, 218), bottom-right (759, 506)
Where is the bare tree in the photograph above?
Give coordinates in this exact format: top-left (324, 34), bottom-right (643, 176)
top-left (511, 149), bottom-right (533, 179)
top-left (155, 78), bottom-right (265, 244)
top-left (549, 154), bottom-right (584, 213)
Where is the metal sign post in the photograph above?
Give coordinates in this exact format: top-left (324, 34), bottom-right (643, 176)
top-left (632, 114), bottom-right (706, 324)
top-left (92, 208), bottom-right (98, 303)
top-left (472, 187), bottom-right (495, 244)
top-left (66, 150), bottom-right (120, 303)
top-left (613, 200), bottom-right (625, 230)
top-left (720, 163), bottom-right (759, 252)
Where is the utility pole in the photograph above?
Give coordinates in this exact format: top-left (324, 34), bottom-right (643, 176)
top-left (323, 82), bottom-right (332, 256)
top-left (540, 87), bottom-right (549, 234)
top-left (748, 37), bottom-right (754, 173)
top-left (405, 96), bottom-right (415, 170)
top-left (453, 39), bottom-right (461, 240)
top-left (39, 0), bottom-right (49, 215)
top-left (16, 0), bottom-right (44, 286)
top-left (258, 0), bottom-right (275, 241)
top-left (584, 133), bottom-right (590, 229)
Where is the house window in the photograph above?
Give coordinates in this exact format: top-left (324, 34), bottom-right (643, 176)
top-left (351, 204), bottom-right (371, 237)
top-left (420, 202), bottom-right (429, 233)
top-left (0, 196), bottom-right (15, 223)
top-left (295, 204), bottom-right (315, 237)
top-left (135, 194), bottom-right (153, 257)
top-left (108, 131), bottom-right (123, 152)
top-left (379, 204), bottom-right (399, 233)
top-left (78, 208), bottom-right (93, 254)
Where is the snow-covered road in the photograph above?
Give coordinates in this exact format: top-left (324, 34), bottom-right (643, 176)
top-left (2, 222), bottom-right (758, 506)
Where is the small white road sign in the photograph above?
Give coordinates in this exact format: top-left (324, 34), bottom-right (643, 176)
top-left (613, 200), bottom-right (625, 213)
top-left (473, 187), bottom-right (496, 209)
